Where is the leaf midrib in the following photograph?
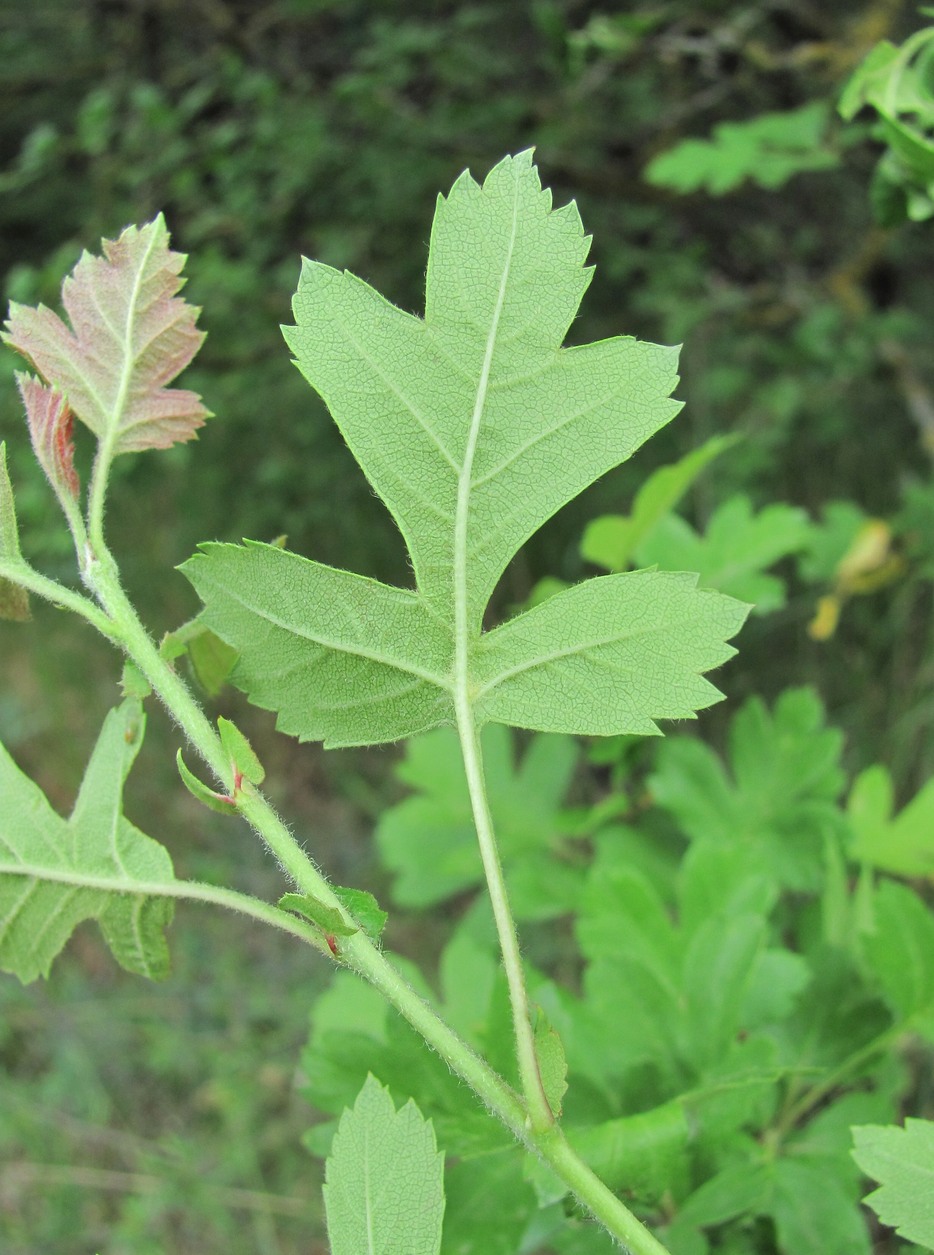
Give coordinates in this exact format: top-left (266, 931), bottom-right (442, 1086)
top-left (453, 171), bottom-right (521, 681)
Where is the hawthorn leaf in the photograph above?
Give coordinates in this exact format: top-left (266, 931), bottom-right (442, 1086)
top-left (0, 441), bottom-right (30, 622)
top-left (475, 570), bottom-right (746, 734)
top-left (3, 215), bottom-right (208, 454)
top-left (852, 1119), bottom-right (934, 1248)
top-left (184, 543), bottom-right (452, 747)
top-left (0, 700), bottom-right (174, 982)
top-left (323, 1074), bottom-right (444, 1255)
top-left (183, 153), bottom-right (746, 748)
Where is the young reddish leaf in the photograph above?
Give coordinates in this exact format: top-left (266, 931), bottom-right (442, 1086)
top-left (3, 216), bottom-right (208, 455)
top-left (16, 373), bottom-right (80, 506)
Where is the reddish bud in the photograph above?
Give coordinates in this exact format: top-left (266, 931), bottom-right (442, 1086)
top-left (16, 373), bottom-right (80, 505)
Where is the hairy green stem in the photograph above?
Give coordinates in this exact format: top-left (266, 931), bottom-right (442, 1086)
top-left (455, 694), bottom-right (553, 1132)
top-left (0, 863), bottom-right (333, 957)
top-left (0, 556), bottom-right (119, 641)
top-left (71, 541), bottom-right (670, 1253)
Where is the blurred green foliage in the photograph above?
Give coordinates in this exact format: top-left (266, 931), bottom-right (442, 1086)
top-left (4, 1), bottom-right (934, 1250)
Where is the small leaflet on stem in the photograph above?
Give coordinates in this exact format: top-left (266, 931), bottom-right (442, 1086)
top-left (0, 442), bottom-right (30, 622)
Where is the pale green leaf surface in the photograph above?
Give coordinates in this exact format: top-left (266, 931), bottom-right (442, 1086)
top-left (476, 571), bottom-right (747, 734)
top-left (284, 151), bottom-right (680, 626)
top-left (324, 1074), bottom-right (444, 1255)
top-left (185, 153), bottom-right (745, 747)
top-left (0, 701), bottom-right (174, 982)
top-left (183, 542), bottom-right (453, 747)
top-left (852, 1119), bottom-right (934, 1247)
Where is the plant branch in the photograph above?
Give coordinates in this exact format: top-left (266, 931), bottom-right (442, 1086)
top-left (73, 545), bottom-right (668, 1252)
top-left (0, 556), bottom-right (119, 641)
top-left (0, 863), bottom-right (333, 957)
top-left (455, 694), bottom-right (554, 1132)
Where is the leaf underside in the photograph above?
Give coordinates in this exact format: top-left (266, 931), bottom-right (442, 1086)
top-left (324, 1074), bottom-right (445, 1255)
top-left (183, 152), bottom-right (747, 748)
top-left (0, 701), bottom-right (175, 983)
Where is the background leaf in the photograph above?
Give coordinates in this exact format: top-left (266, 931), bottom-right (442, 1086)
top-left (852, 1119), bottom-right (934, 1248)
top-left (323, 1074), bottom-right (444, 1255)
top-left (635, 496), bottom-right (811, 612)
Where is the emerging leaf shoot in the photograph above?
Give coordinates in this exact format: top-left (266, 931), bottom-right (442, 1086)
top-left (184, 152), bottom-right (747, 747)
top-left (3, 216), bottom-right (208, 455)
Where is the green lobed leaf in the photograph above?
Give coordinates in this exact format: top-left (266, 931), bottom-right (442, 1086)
top-left (0, 701), bottom-right (174, 982)
top-left (650, 687), bottom-right (846, 890)
top-left (852, 1119), bottom-right (934, 1248)
top-left (323, 1074), bottom-right (445, 1255)
top-left (474, 570), bottom-right (747, 734)
top-left (847, 765), bottom-right (934, 878)
top-left (645, 102), bottom-right (838, 195)
top-left (863, 879), bottom-right (934, 1022)
top-left (580, 433), bottom-right (736, 572)
top-left (635, 496), bottom-right (812, 613)
top-left (183, 152), bottom-right (747, 749)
